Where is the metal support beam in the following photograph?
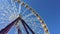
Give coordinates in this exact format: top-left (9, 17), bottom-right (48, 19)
top-left (0, 17), bottom-right (20, 34)
top-left (18, 27), bottom-right (22, 34)
top-left (0, 16), bottom-right (35, 34)
top-left (20, 18), bottom-right (35, 34)
top-left (21, 20), bottom-right (29, 34)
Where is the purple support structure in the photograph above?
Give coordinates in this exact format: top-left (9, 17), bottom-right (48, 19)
top-left (20, 18), bottom-right (35, 34)
top-left (18, 28), bottom-right (22, 34)
top-left (0, 17), bottom-right (20, 34)
top-left (0, 16), bottom-right (35, 34)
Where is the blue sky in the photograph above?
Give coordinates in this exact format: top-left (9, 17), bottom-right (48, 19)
top-left (23, 0), bottom-right (60, 34)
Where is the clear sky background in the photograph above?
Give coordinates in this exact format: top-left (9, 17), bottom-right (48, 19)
top-left (23, 0), bottom-right (60, 34)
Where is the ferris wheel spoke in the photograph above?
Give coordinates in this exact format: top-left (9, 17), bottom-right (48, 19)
top-left (11, 0), bottom-right (19, 15)
top-left (29, 17), bottom-right (38, 22)
top-left (0, 23), bottom-right (8, 29)
top-left (11, 0), bottom-right (15, 5)
top-left (7, 5), bottom-right (16, 15)
top-left (18, 4), bottom-right (21, 14)
top-left (0, 18), bottom-right (9, 21)
top-left (24, 17), bottom-right (38, 23)
top-left (0, 13), bottom-right (6, 17)
top-left (23, 13), bottom-right (33, 19)
top-left (0, 11), bottom-right (8, 17)
top-left (0, 23), bottom-right (7, 25)
top-left (14, 28), bottom-right (18, 34)
top-left (3, 11), bottom-right (9, 16)
top-left (25, 18), bottom-right (37, 27)
top-left (6, 9), bottom-right (12, 15)
top-left (13, 6), bottom-right (17, 14)
top-left (22, 9), bottom-right (27, 15)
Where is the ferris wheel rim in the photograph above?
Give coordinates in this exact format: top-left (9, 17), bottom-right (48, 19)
top-left (0, 0), bottom-right (50, 34)
top-left (16, 0), bottom-right (50, 34)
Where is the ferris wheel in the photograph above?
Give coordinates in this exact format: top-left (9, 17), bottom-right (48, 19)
top-left (0, 0), bottom-right (50, 34)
